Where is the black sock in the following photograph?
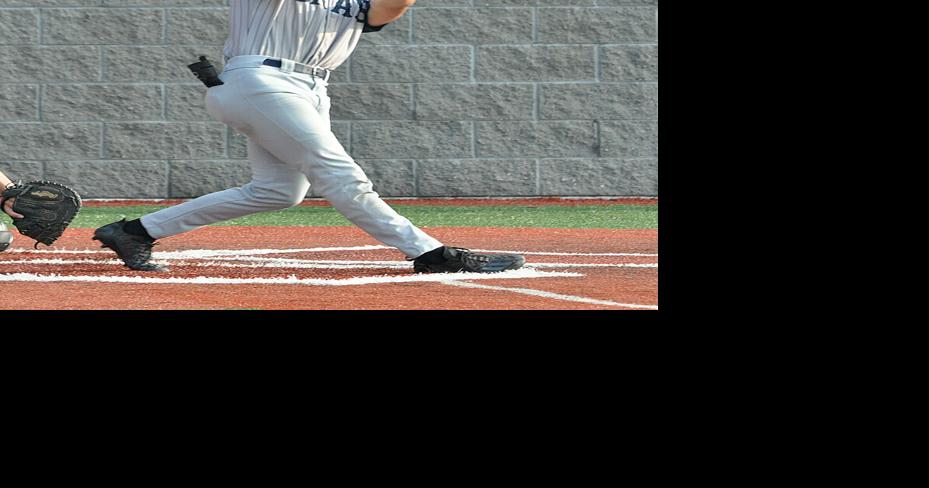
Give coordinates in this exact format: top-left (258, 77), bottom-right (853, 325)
top-left (415, 246), bottom-right (446, 264)
top-left (123, 219), bottom-right (154, 240)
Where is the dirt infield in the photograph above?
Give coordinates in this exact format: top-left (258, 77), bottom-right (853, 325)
top-left (1, 226), bottom-right (658, 310)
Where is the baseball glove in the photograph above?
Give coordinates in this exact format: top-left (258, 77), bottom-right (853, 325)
top-left (1, 181), bottom-right (82, 248)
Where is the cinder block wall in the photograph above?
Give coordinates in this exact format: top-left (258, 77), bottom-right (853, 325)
top-left (0, 0), bottom-right (658, 198)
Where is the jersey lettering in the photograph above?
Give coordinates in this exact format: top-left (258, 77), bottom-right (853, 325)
top-left (356, 0), bottom-right (370, 23)
top-left (226, 0), bottom-right (384, 69)
top-left (294, 0), bottom-right (367, 23)
top-left (331, 0), bottom-right (353, 17)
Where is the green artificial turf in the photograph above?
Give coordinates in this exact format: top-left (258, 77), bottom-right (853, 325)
top-left (59, 204), bottom-right (657, 229)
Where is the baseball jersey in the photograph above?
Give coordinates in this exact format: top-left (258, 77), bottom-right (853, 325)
top-left (224, 0), bottom-right (384, 70)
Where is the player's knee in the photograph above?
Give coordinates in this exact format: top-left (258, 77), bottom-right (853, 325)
top-left (316, 179), bottom-right (377, 205)
top-left (244, 183), bottom-right (308, 210)
top-left (266, 192), bottom-right (306, 210)
top-left (281, 192), bottom-right (308, 208)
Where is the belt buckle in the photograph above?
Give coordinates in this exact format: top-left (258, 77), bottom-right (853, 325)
top-left (292, 62), bottom-right (328, 81)
top-left (310, 66), bottom-right (328, 81)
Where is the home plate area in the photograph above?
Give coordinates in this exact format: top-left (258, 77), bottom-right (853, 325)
top-left (1, 242), bottom-right (658, 310)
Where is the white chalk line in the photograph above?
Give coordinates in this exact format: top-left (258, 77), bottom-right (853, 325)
top-left (1, 256), bottom-right (657, 270)
top-left (529, 263), bottom-right (657, 269)
top-left (2, 245), bottom-right (392, 256)
top-left (4, 246), bottom-right (656, 258)
top-left (443, 281), bottom-right (658, 310)
top-left (0, 258), bottom-right (402, 270)
top-left (472, 249), bottom-right (658, 257)
top-left (208, 257), bottom-right (657, 269)
top-left (0, 269), bottom-right (581, 287)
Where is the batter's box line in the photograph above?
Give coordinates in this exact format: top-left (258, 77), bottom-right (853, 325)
top-left (1, 256), bottom-right (657, 270)
top-left (0, 269), bottom-right (581, 287)
top-left (2, 245), bottom-right (394, 257)
top-left (5, 246), bottom-right (656, 258)
top-left (472, 249), bottom-right (658, 257)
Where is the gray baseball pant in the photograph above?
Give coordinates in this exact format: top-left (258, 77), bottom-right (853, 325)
top-left (140, 55), bottom-right (443, 259)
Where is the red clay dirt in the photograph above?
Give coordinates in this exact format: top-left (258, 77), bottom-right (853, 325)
top-left (2, 226), bottom-right (658, 310)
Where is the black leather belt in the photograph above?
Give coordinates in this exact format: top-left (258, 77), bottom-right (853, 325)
top-left (262, 58), bottom-right (331, 81)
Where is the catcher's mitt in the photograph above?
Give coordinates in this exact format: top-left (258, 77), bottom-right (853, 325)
top-left (1, 181), bottom-right (82, 248)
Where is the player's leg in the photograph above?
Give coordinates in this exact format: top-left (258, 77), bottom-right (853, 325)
top-left (140, 138), bottom-right (309, 239)
top-left (93, 138), bottom-right (310, 270)
top-left (217, 70), bottom-right (442, 259)
top-left (307, 86), bottom-right (524, 272)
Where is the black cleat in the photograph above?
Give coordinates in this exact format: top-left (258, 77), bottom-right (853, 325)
top-left (413, 246), bottom-right (525, 274)
top-left (92, 218), bottom-right (166, 271)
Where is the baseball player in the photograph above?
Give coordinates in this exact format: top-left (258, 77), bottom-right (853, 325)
top-left (93, 0), bottom-right (525, 273)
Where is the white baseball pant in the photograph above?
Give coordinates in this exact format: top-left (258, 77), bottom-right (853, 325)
top-left (140, 55), bottom-right (443, 258)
